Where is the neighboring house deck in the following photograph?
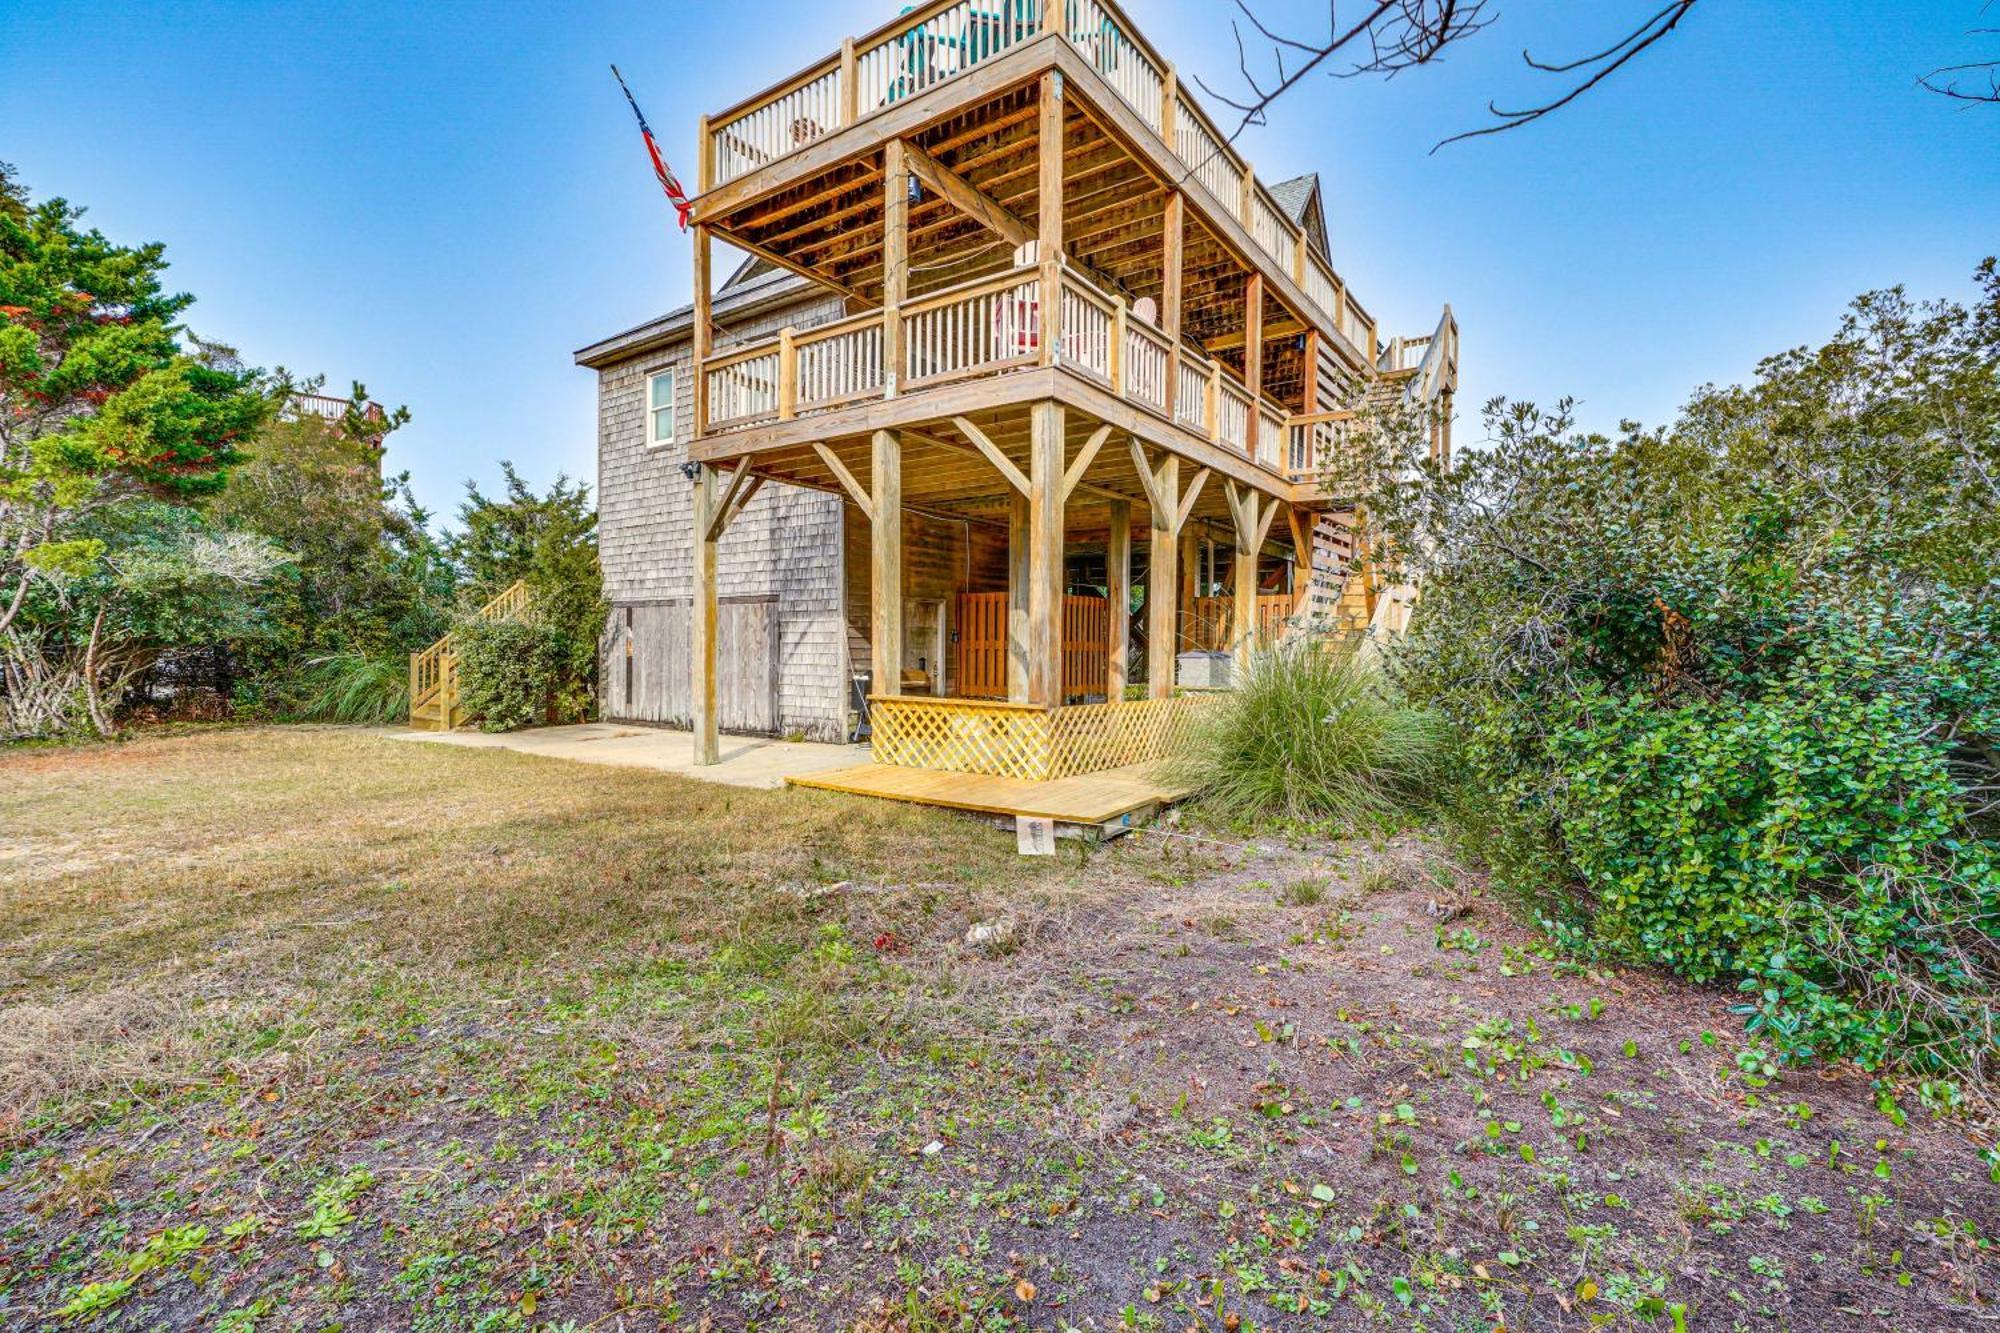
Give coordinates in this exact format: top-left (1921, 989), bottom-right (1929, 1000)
top-left (577, 0), bottom-right (1457, 816)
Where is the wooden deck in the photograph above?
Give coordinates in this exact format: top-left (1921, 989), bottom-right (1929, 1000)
top-left (787, 759), bottom-right (1190, 826)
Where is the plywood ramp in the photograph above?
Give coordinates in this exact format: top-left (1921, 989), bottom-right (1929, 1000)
top-left (788, 760), bottom-right (1190, 825)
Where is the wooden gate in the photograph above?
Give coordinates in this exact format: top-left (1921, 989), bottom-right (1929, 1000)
top-left (958, 591), bottom-right (1008, 699)
top-left (956, 591), bottom-right (1110, 701)
top-left (600, 597), bottom-right (779, 733)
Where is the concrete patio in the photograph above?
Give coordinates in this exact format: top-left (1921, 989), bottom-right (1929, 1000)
top-left (378, 723), bottom-right (867, 790)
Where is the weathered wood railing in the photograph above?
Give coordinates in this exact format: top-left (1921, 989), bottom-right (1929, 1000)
top-left (697, 262), bottom-right (1344, 486)
top-left (698, 0), bottom-right (1380, 358)
top-left (902, 268), bottom-right (1041, 390)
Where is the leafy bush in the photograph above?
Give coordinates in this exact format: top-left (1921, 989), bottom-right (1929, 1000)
top-left (453, 618), bottom-right (561, 732)
top-left (448, 463), bottom-right (604, 722)
top-left (1557, 679), bottom-right (2000, 1076)
top-left (1171, 643), bottom-right (1446, 830)
top-left (1348, 262), bottom-right (2000, 1086)
top-left (289, 651), bottom-right (410, 725)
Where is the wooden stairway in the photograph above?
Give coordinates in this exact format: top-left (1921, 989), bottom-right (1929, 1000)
top-left (1289, 307), bottom-right (1460, 645)
top-left (408, 580), bottom-right (534, 731)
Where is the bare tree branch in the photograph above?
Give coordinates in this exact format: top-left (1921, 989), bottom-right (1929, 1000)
top-left (1433, 1), bottom-right (1698, 151)
top-left (1210, 0), bottom-right (1700, 154)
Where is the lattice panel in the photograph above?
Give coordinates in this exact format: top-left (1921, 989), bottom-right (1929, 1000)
top-left (1044, 695), bottom-right (1214, 779)
top-left (870, 699), bottom-right (1052, 780)
top-left (870, 695), bottom-right (1215, 781)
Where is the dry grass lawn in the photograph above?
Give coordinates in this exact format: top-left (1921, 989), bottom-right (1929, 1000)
top-left (1, 726), bottom-right (1995, 1330)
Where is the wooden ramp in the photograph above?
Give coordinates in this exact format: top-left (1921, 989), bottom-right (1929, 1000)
top-left (788, 760), bottom-right (1191, 827)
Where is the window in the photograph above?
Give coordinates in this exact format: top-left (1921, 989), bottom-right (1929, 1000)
top-left (646, 369), bottom-right (675, 448)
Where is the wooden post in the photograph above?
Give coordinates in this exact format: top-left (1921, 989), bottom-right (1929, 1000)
top-left (1042, 0), bottom-right (1067, 37)
top-left (1110, 296), bottom-right (1127, 397)
top-left (1239, 165), bottom-right (1254, 228)
top-left (1302, 329), bottom-right (1320, 413)
top-left (1026, 401), bottom-right (1065, 707)
top-left (1106, 498), bottom-right (1130, 699)
top-left (1206, 361), bottom-right (1221, 442)
top-left (1227, 483), bottom-right (1279, 682)
top-left (1160, 65), bottom-right (1178, 145)
top-left (1292, 229), bottom-right (1307, 285)
top-left (1147, 456), bottom-right (1180, 699)
top-left (1289, 506), bottom-right (1313, 616)
top-left (777, 327), bottom-right (797, 421)
top-left (840, 38), bottom-right (859, 124)
top-left (1178, 526), bottom-right (1197, 643)
top-left (691, 225), bottom-right (711, 438)
top-left (1161, 191), bottom-right (1183, 417)
top-left (870, 429), bottom-right (903, 696)
top-left (690, 464), bottom-right (720, 764)
top-left (883, 140), bottom-right (908, 397)
top-left (1244, 272), bottom-right (1264, 405)
top-left (697, 115), bottom-right (713, 194)
top-left (1037, 71), bottom-right (1063, 367)
top-left (1006, 492), bottom-right (1029, 702)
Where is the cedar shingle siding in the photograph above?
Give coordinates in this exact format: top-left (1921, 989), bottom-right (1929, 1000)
top-left (590, 282), bottom-right (854, 741)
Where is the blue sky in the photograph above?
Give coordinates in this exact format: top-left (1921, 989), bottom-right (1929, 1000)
top-left (4, 1), bottom-right (1995, 521)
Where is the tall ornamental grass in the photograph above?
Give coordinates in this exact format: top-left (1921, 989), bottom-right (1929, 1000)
top-left (291, 651), bottom-right (410, 724)
top-left (1171, 643), bottom-right (1447, 830)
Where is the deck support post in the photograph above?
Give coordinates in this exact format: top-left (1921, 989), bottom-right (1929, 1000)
top-left (1037, 71), bottom-right (1063, 367)
top-left (1161, 191), bottom-right (1183, 418)
top-left (1244, 271), bottom-right (1264, 405)
top-left (1026, 401), bottom-right (1065, 707)
top-left (1227, 481), bottom-right (1280, 682)
top-left (883, 140), bottom-right (907, 397)
top-left (1146, 457), bottom-right (1180, 699)
top-left (1106, 498), bottom-right (1130, 699)
top-left (871, 429), bottom-right (903, 697)
top-left (690, 463), bottom-right (720, 765)
top-left (691, 225), bottom-right (711, 438)
top-left (1289, 505), bottom-right (1314, 617)
top-left (1006, 492), bottom-right (1029, 702)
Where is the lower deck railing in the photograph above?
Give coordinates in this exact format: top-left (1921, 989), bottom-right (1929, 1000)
top-left (868, 693), bottom-right (1212, 781)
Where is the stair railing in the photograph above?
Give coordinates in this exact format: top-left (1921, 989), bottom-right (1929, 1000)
top-left (407, 579), bottom-right (535, 729)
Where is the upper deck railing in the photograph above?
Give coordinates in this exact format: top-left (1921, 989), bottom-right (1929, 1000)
top-left (699, 0), bottom-right (1378, 363)
top-left (700, 261), bottom-right (1367, 485)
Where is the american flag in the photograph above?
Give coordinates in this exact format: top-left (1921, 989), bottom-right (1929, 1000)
top-left (612, 65), bottom-right (692, 232)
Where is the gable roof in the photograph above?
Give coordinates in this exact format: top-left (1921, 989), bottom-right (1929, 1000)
top-left (1268, 173), bottom-right (1329, 261)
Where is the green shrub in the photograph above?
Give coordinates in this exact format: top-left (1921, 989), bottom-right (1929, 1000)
top-left (1171, 643), bottom-right (1446, 830)
top-left (453, 618), bottom-right (561, 732)
top-left (1352, 265), bottom-right (2000, 1086)
top-left (290, 651), bottom-right (410, 724)
top-left (1556, 681), bottom-right (2000, 1074)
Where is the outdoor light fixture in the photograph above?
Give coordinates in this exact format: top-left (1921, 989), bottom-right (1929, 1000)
top-left (678, 461), bottom-right (700, 480)
top-left (907, 175), bottom-right (922, 205)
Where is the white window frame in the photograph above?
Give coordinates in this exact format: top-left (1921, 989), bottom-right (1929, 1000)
top-left (645, 368), bottom-right (676, 449)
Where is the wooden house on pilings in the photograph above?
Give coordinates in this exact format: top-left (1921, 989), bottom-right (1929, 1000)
top-left (579, 0), bottom-right (1458, 824)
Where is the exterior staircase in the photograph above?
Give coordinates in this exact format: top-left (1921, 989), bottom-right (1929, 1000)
top-left (408, 580), bottom-right (534, 731)
top-left (1286, 305), bottom-right (1459, 646)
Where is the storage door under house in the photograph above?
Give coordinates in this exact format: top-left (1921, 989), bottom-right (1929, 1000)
top-left (600, 597), bottom-right (779, 734)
